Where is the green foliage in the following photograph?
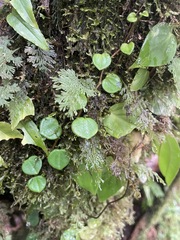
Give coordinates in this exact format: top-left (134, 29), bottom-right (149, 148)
top-left (168, 57), bottom-right (180, 93)
top-left (52, 69), bottom-right (96, 118)
top-left (18, 118), bottom-right (48, 155)
top-left (71, 117), bottom-right (98, 139)
top-left (48, 149), bottom-right (70, 170)
top-left (22, 156), bottom-right (42, 175)
top-left (24, 43), bottom-right (57, 72)
top-left (27, 175), bottom-right (47, 193)
top-left (130, 23), bottom-right (177, 68)
top-left (127, 12), bottom-right (137, 22)
top-left (8, 92), bottom-right (35, 129)
top-left (120, 42), bottom-right (135, 55)
top-left (0, 36), bottom-right (22, 80)
top-left (103, 103), bottom-right (136, 138)
top-left (102, 73), bottom-right (122, 93)
top-left (0, 121), bottom-right (23, 141)
top-left (92, 52), bottom-right (111, 70)
top-left (130, 68), bottom-right (149, 91)
top-left (40, 117), bottom-right (62, 140)
top-left (158, 135), bottom-right (180, 185)
top-left (7, 0), bottom-right (49, 50)
top-left (0, 80), bottom-right (20, 107)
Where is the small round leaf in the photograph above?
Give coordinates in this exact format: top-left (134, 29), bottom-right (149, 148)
top-left (120, 42), bottom-right (135, 55)
top-left (48, 149), bottom-right (70, 170)
top-left (92, 52), bottom-right (111, 70)
top-left (40, 117), bottom-right (62, 140)
top-left (71, 117), bottom-right (98, 139)
top-left (22, 156), bottom-right (42, 175)
top-left (102, 73), bottom-right (122, 93)
top-left (127, 12), bottom-right (138, 22)
top-left (27, 176), bottom-right (46, 193)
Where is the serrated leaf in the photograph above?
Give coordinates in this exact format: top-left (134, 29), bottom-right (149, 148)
top-left (40, 117), bottom-right (62, 140)
top-left (10, 0), bottom-right (38, 28)
top-left (22, 155), bottom-right (42, 175)
top-left (71, 117), bottom-right (98, 139)
top-left (130, 23), bottom-right (177, 69)
top-left (7, 9), bottom-right (49, 50)
top-left (158, 135), bottom-right (180, 186)
top-left (120, 42), bottom-right (135, 55)
top-left (103, 103), bottom-right (136, 138)
top-left (27, 175), bottom-right (46, 193)
top-left (9, 94), bottom-right (35, 130)
top-left (130, 68), bottom-right (149, 91)
top-left (102, 73), bottom-right (122, 93)
top-left (0, 121), bottom-right (23, 141)
top-left (18, 118), bottom-right (48, 155)
top-left (92, 52), bottom-right (111, 70)
top-left (48, 149), bottom-right (70, 170)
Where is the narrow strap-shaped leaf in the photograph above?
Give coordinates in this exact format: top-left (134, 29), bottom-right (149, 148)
top-left (7, 10), bottom-right (49, 50)
top-left (10, 0), bottom-right (38, 28)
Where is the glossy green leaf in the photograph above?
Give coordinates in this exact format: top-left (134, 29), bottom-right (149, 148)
top-left (120, 42), bottom-right (135, 55)
top-left (127, 12), bottom-right (137, 22)
top-left (102, 73), bottom-right (122, 93)
top-left (75, 168), bottom-right (99, 195)
top-left (92, 52), bottom-right (111, 70)
top-left (27, 176), bottom-right (46, 193)
top-left (48, 149), bottom-right (70, 170)
top-left (130, 68), bottom-right (149, 91)
top-left (40, 117), bottom-right (62, 140)
top-left (97, 168), bottom-right (124, 202)
top-left (159, 135), bottom-right (180, 186)
top-left (7, 9), bottom-right (49, 50)
top-left (10, 0), bottom-right (38, 28)
top-left (22, 155), bottom-right (42, 175)
top-left (18, 118), bottom-right (48, 155)
top-left (0, 121), bottom-right (23, 141)
top-left (103, 103), bottom-right (136, 138)
top-left (9, 95), bottom-right (35, 130)
top-left (71, 117), bottom-right (98, 139)
top-left (130, 23), bottom-right (177, 69)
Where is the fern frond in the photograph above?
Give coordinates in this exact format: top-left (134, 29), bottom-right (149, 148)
top-left (0, 80), bottom-right (20, 107)
top-left (52, 69), bottom-right (96, 118)
top-left (0, 36), bottom-right (22, 79)
top-left (24, 43), bottom-right (57, 72)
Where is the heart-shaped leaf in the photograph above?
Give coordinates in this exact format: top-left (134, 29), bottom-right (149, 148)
top-left (130, 23), bottom-right (177, 69)
top-left (7, 9), bottom-right (49, 50)
top-left (0, 122), bottom-right (23, 141)
top-left (103, 103), bottom-right (135, 138)
top-left (130, 68), bottom-right (149, 91)
top-left (120, 42), bottom-right (135, 55)
top-left (102, 73), bottom-right (122, 93)
top-left (92, 52), bottom-right (111, 70)
top-left (22, 155), bottom-right (42, 175)
top-left (158, 135), bottom-right (180, 186)
top-left (71, 117), bottom-right (98, 139)
top-left (139, 10), bottom-right (149, 17)
top-left (48, 149), bottom-right (70, 170)
top-left (40, 117), bottom-right (62, 140)
top-left (127, 12), bottom-right (137, 22)
top-left (27, 176), bottom-right (46, 193)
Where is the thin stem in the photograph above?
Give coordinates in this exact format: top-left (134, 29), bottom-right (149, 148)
top-left (96, 70), bottom-right (104, 90)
